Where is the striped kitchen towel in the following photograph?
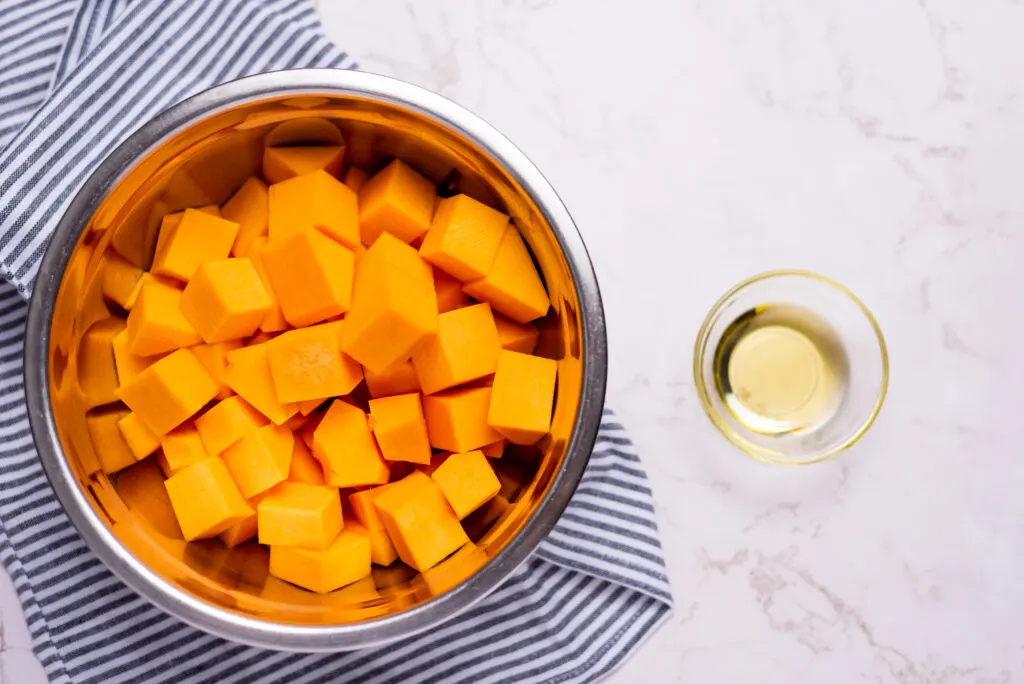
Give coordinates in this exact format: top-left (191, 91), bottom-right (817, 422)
top-left (0, 1), bottom-right (673, 683)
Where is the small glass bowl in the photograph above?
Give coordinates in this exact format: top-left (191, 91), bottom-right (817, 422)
top-left (693, 270), bottom-right (888, 465)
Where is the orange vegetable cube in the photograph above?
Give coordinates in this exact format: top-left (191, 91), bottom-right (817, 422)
top-left (288, 439), bottom-right (324, 485)
top-left (429, 449), bottom-right (500, 519)
top-left (220, 487), bottom-right (276, 549)
top-left (117, 411), bottom-right (161, 460)
top-left (410, 303), bottom-right (501, 394)
top-left (373, 471), bottom-right (468, 571)
top-left (463, 226), bottom-right (550, 323)
top-left (246, 237), bottom-right (288, 333)
top-left (342, 166), bottom-right (368, 192)
top-left (263, 145), bottom-right (344, 185)
top-left (158, 426), bottom-right (209, 477)
top-left (124, 277), bottom-right (202, 356)
top-left (78, 318), bottom-right (125, 408)
top-left (118, 348), bottom-right (219, 436)
top-left (266, 321), bottom-right (362, 403)
top-left (359, 159), bottom-right (435, 245)
top-left (164, 456), bottom-right (253, 541)
top-left (493, 314), bottom-right (539, 354)
top-left (221, 177), bottom-right (268, 257)
top-left (115, 458), bottom-right (182, 539)
top-left (222, 344), bottom-right (298, 425)
top-left (86, 408), bottom-right (138, 474)
top-left (111, 329), bottom-right (158, 386)
top-left (488, 350), bottom-right (557, 445)
top-left (419, 542), bottom-right (487, 596)
top-left (364, 359), bottom-right (420, 399)
top-left (257, 482), bottom-right (342, 549)
top-left (347, 520), bottom-right (398, 566)
top-left (151, 208), bottom-right (239, 282)
top-left (419, 194), bottom-right (508, 281)
top-left (261, 229), bottom-right (355, 327)
top-left (433, 268), bottom-right (470, 313)
top-left (190, 340), bottom-right (242, 401)
top-left (269, 527), bottom-right (371, 593)
top-left (368, 393), bottom-right (431, 465)
top-left (297, 398), bottom-right (326, 416)
top-left (180, 258), bottom-right (273, 343)
top-left (312, 401), bottom-right (389, 487)
top-left (422, 387), bottom-right (503, 452)
top-left (194, 395), bottom-right (267, 454)
top-left (480, 439), bottom-right (506, 459)
top-left (222, 424), bottom-right (294, 498)
top-left (348, 484), bottom-right (394, 533)
top-left (101, 255), bottom-right (145, 310)
top-left (267, 170), bottom-right (359, 249)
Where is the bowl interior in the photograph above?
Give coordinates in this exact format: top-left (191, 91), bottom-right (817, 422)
top-left (45, 91), bottom-right (586, 628)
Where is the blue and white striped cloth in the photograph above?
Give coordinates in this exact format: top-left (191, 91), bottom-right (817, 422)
top-left (0, 1), bottom-right (673, 682)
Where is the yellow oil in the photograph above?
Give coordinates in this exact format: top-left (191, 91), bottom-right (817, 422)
top-left (712, 305), bottom-right (849, 435)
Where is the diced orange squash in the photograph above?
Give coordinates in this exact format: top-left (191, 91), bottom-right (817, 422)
top-left (115, 458), bottom-right (183, 539)
top-left (222, 423), bottom-right (294, 498)
top-left (372, 471), bottom-right (468, 571)
top-left (257, 482), bottom-right (342, 549)
top-left (312, 401), bottom-right (389, 487)
top-left (355, 232), bottom-right (434, 290)
top-left (422, 386), bottom-right (503, 453)
top-left (101, 256), bottom-right (145, 310)
top-left (480, 439), bottom-right (506, 459)
top-left (194, 395), bottom-right (267, 454)
top-left (364, 359), bottom-right (420, 399)
top-left (419, 194), bottom-right (508, 281)
top-left (246, 237), bottom-right (288, 333)
top-left (488, 350), bottom-right (557, 445)
top-left (288, 439), bottom-right (324, 485)
top-left (151, 208), bottom-right (239, 282)
top-left (463, 226), bottom-right (550, 323)
top-left (222, 343), bottom-right (298, 425)
top-left (342, 167), bottom-right (368, 192)
top-left (78, 318), bottom-right (125, 408)
top-left (190, 340), bottom-right (242, 401)
top-left (347, 520), bottom-right (397, 566)
top-left (410, 303), bottom-right (501, 394)
top-left (261, 229), bottom-right (355, 327)
top-left (222, 177), bottom-right (269, 257)
top-left (180, 258), bottom-right (273, 343)
top-left (368, 393), bottom-right (431, 465)
top-left (124, 277), bottom-right (202, 356)
top-left (117, 411), bottom-right (161, 460)
top-left (298, 398), bottom-right (326, 416)
top-left (419, 542), bottom-right (487, 596)
top-left (267, 170), bottom-right (359, 248)
top-left (429, 449), bottom-right (500, 519)
top-left (220, 487), bottom-right (276, 549)
top-left (283, 412), bottom-right (310, 433)
top-left (86, 408), bottom-right (138, 474)
top-left (359, 159), bottom-right (435, 246)
top-left (433, 268), bottom-right (470, 313)
top-left (118, 348), bottom-right (219, 436)
top-left (269, 527), bottom-right (371, 593)
top-left (111, 329), bottom-right (158, 387)
top-left (164, 456), bottom-right (253, 541)
top-left (266, 321), bottom-right (362, 403)
top-left (493, 314), bottom-right (539, 354)
top-left (263, 145), bottom-right (344, 185)
top-left (158, 426), bottom-right (209, 477)
top-left (348, 483), bottom-right (394, 533)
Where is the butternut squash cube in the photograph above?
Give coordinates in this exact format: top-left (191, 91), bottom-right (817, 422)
top-left (266, 321), bottom-right (362, 403)
top-left (78, 318), bottom-right (125, 408)
top-left (190, 340), bottom-right (242, 401)
top-left (261, 228), bottom-right (355, 327)
top-left (433, 267), bottom-right (470, 313)
top-left (364, 359), bottom-right (420, 399)
top-left (111, 329), bottom-right (158, 387)
top-left (267, 170), bottom-right (359, 248)
top-left (463, 226), bottom-right (550, 323)
top-left (422, 386), bottom-right (503, 453)
top-left (288, 439), bottom-right (324, 485)
top-left (118, 348), bottom-right (219, 436)
top-left (359, 159), bottom-right (435, 245)
top-left (312, 401), bottom-right (389, 487)
top-left (488, 350), bottom-right (557, 445)
top-left (220, 487), bottom-right (276, 549)
top-left (429, 449), bottom-right (500, 519)
top-left (180, 258), bottom-right (273, 343)
top-left (420, 542), bottom-right (487, 596)
top-left (101, 255), bottom-right (145, 310)
top-left (342, 166), bottom-right (368, 192)
top-left (158, 426), bottom-right (209, 477)
top-left (117, 411), bottom-right (161, 460)
top-left (346, 520), bottom-right (397, 566)
top-left (493, 314), bottom-right (539, 354)
top-left (221, 177), bottom-right (268, 257)
top-left (263, 145), bottom-right (345, 185)
top-left (222, 424), bottom-right (294, 498)
top-left (257, 482), bottom-right (342, 549)
top-left (419, 194), bottom-right (508, 281)
top-left (269, 527), bottom-right (371, 593)
top-left (194, 395), bottom-right (267, 454)
top-left (372, 471), bottom-right (468, 571)
top-left (151, 208), bottom-right (239, 282)
top-left (246, 237), bottom-right (288, 333)
top-left (348, 483), bottom-right (394, 533)
top-left (222, 343), bottom-right (298, 425)
top-left (164, 456), bottom-right (253, 541)
top-left (124, 277), bottom-right (202, 356)
top-left (368, 393), bottom-right (431, 465)
top-left (480, 439), bottom-right (506, 459)
top-left (86, 408), bottom-right (138, 474)
top-left (410, 302), bottom-right (501, 394)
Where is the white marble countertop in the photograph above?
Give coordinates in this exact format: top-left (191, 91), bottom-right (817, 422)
top-left (4, 1), bottom-right (1023, 681)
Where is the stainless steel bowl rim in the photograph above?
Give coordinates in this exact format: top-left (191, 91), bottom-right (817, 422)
top-left (24, 69), bottom-right (608, 651)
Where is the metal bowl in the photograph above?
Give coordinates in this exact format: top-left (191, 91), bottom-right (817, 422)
top-left (24, 70), bottom-right (607, 651)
